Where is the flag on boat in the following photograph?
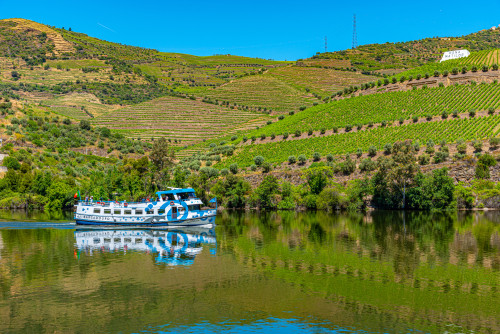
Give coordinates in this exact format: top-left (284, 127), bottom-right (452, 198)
top-left (209, 197), bottom-right (217, 203)
top-left (74, 190), bottom-right (80, 199)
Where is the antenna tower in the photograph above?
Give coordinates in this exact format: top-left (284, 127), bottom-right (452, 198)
top-left (325, 36), bottom-right (328, 53)
top-left (352, 14), bottom-right (358, 49)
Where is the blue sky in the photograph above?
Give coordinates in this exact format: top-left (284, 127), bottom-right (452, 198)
top-left (1, 0), bottom-right (499, 60)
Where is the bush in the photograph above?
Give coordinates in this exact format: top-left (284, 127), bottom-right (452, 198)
top-left (270, 133), bottom-right (275, 140)
top-left (313, 152), bottom-right (321, 161)
top-left (492, 64), bottom-right (499, 71)
top-left (488, 107), bottom-right (495, 115)
top-left (434, 70), bottom-right (440, 77)
top-left (418, 154), bottom-right (430, 165)
top-left (433, 151), bottom-right (449, 164)
top-left (416, 74), bottom-right (422, 80)
top-left (412, 115), bottom-right (419, 123)
top-left (326, 154), bottom-right (334, 162)
top-left (413, 141), bottom-right (420, 152)
top-left (456, 142), bottom-right (467, 154)
top-left (356, 148), bottom-right (363, 158)
top-left (469, 109), bottom-right (476, 117)
top-left (220, 168), bottom-right (229, 176)
top-left (443, 70), bottom-right (449, 77)
top-left (229, 163), bottom-right (238, 174)
top-left (254, 155), bottom-right (265, 166)
top-left (490, 137), bottom-right (500, 149)
top-left (383, 143), bottom-right (392, 155)
top-left (332, 126), bottom-right (338, 133)
top-left (452, 67), bottom-right (459, 75)
top-left (320, 128), bottom-right (326, 134)
top-left (278, 115), bottom-right (285, 120)
top-left (345, 124), bottom-right (352, 132)
top-left (294, 130), bottom-right (301, 137)
top-left (289, 111), bottom-right (295, 115)
top-left (471, 65), bottom-right (478, 72)
top-left (283, 132), bottom-right (289, 139)
top-left (441, 110), bottom-right (448, 119)
top-left (250, 164), bottom-right (257, 171)
top-left (260, 133), bottom-right (266, 140)
top-left (472, 140), bottom-right (483, 152)
top-left (426, 140), bottom-right (435, 154)
top-left (368, 145), bottom-right (377, 157)
top-left (298, 154), bottom-right (307, 164)
top-left (231, 136), bottom-right (237, 141)
top-left (482, 65), bottom-right (489, 72)
top-left (288, 155), bottom-right (297, 164)
top-left (308, 129), bottom-right (313, 136)
top-left (461, 66), bottom-right (468, 74)
top-left (359, 158), bottom-right (376, 172)
top-left (452, 110), bottom-right (459, 118)
top-left (262, 162), bottom-right (272, 173)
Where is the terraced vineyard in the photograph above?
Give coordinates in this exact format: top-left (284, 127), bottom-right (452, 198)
top-left (394, 49), bottom-right (500, 81)
top-left (218, 114), bottom-right (500, 167)
top-left (93, 96), bottom-right (271, 144)
top-left (188, 75), bottom-right (319, 113)
top-left (267, 65), bottom-right (376, 95)
top-left (245, 82), bottom-right (500, 137)
top-left (40, 92), bottom-right (119, 119)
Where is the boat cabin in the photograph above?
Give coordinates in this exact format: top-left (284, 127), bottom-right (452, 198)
top-left (156, 188), bottom-right (197, 202)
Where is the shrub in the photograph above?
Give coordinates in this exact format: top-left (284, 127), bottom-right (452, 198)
top-left (356, 148), bottom-right (363, 158)
top-left (469, 109), bottom-right (476, 117)
top-left (283, 132), bottom-right (289, 139)
top-left (399, 76), bottom-right (406, 83)
top-left (220, 168), bottom-right (229, 176)
top-left (424, 72), bottom-right (430, 79)
top-left (359, 158), bottom-right (376, 172)
top-left (434, 70), bottom-right (440, 77)
top-left (289, 111), bottom-right (295, 115)
top-left (278, 115), bottom-right (285, 120)
top-left (254, 155), bottom-right (265, 166)
top-left (490, 137), bottom-right (500, 149)
top-left (288, 155), bottom-right (297, 164)
top-left (472, 140), bottom-right (483, 152)
top-left (433, 151), bottom-right (449, 164)
top-left (313, 152), bottom-right (321, 161)
top-left (482, 65), bottom-right (489, 72)
top-left (299, 106), bottom-right (306, 111)
top-left (326, 154), bottom-right (334, 162)
top-left (426, 114), bottom-right (432, 121)
top-left (298, 154), bottom-right (307, 164)
top-left (332, 126), bottom-right (338, 133)
top-left (426, 140), bottom-right (435, 154)
top-left (231, 135), bottom-right (237, 141)
top-left (266, 121), bottom-right (272, 125)
top-left (308, 129), bottom-right (313, 136)
top-left (492, 64), bottom-right (499, 71)
top-left (457, 142), bottom-right (467, 154)
top-left (416, 74), bottom-right (422, 80)
top-left (250, 164), bottom-right (257, 171)
top-left (368, 146), bottom-right (377, 157)
top-left (412, 115), bottom-right (419, 123)
top-left (381, 120), bottom-right (387, 127)
top-left (399, 118), bottom-right (404, 125)
top-left (320, 128), bottom-right (326, 134)
top-left (443, 70), bottom-right (449, 77)
top-left (262, 162), bottom-right (272, 173)
top-left (80, 120), bottom-right (91, 130)
top-left (392, 77), bottom-right (397, 84)
top-left (229, 163), bottom-right (238, 174)
top-left (294, 130), bottom-right (301, 137)
top-left (488, 107), bottom-right (495, 115)
top-left (418, 154), bottom-right (430, 165)
top-left (471, 65), bottom-right (478, 72)
top-left (251, 136), bottom-right (256, 142)
top-left (452, 110), bottom-right (459, 118)
top-left (345, 124), bottom-right (352, 132)
top-left (383, 143), bottom-right (392, 155)
top-left (441, 110), bottom-right (448, 119)
top-left (413, 141), bottom-right (420, 152)
top-left (260, 133), bottom-right (266, 140)
top-left (270, 133), bottom-right (276, 140)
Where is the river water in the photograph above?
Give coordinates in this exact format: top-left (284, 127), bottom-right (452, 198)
top-left (0, 210), bottom-right (498, 333)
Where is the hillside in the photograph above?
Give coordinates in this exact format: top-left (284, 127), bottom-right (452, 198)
top-left (306, 27), bottom-right (500, 73)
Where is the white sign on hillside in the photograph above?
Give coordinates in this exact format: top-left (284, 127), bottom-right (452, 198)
top-left (440, 49), bottom-right (470, 62)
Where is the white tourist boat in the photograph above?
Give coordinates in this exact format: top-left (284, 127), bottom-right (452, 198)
top-left (74, 188), bottom-right (217, 227)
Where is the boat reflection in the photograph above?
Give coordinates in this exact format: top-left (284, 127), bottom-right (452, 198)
top-left (74, 227), bottom-right (216, 266)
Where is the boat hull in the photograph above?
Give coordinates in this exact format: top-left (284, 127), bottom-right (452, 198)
top-left (75, 214), bottom-right (216, 227)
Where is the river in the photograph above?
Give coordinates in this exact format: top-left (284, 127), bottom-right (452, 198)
top-left (0, 210), bottom-right (498, 333)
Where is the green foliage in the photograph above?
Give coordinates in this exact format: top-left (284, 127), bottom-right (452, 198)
top-left (211, 174), bottom-right (251, 208)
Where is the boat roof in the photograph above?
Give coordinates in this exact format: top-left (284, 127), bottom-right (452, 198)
top-left (156, 188), bottom-right (196, 195)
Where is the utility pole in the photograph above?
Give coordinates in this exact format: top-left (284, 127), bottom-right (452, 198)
top-left (352, 14), bottom-right (358, 49)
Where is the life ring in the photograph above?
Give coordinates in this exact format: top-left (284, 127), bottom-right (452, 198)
top-left (170, 201), bottom-right (174, 206)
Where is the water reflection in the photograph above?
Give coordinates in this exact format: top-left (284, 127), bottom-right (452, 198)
top-left (75, 227), bottom-right (216, 266)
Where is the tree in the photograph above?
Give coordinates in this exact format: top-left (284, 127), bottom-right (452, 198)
top-left (211, 174), bottom-right (251, 208)
top-left (254, 155), bottom-right (265, 166)
top-left (80, 120), bottom-right (91, 130)
top-left (255, 175), bottom-right (279, 209)
top-left (303, 167), bottom-right (332, 195)
top-left (150, 138), bottom-right (175, 189)
top-left (475, 153), bottom-right (497, 179)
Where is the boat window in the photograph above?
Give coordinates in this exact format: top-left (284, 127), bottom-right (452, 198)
top-left (114, 209), bottom-right (121, 215)
top-left (104, 238), bottom-right (111, 244)
top-left (135, 238), bottom-right (143, 244)
top-left (104, 209), bottom-right (111, 214)
top-left (93, 238), bottom-right (100, 244)
top-left (124, 210), bottom-right (132, 215)
top-left (93, 208), bottom-right (101, 214)
top-left (158, 209), bottom-right (165, 215)
top-left (114, 238), bottom-right (121, 243)
top-left (188, 205), bottom-right (201, 211)
top-left (146, 209), bottom-right (154, 215)
top-left (135, 209), bottom-right (143, 215)
top-left (124, 238), bottom-right (132, 243)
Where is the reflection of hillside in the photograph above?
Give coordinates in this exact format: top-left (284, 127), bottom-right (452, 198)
top-left (218, 211), bottom-right (500, 333)
top-left (75, 228), bottom-right (216, 266)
